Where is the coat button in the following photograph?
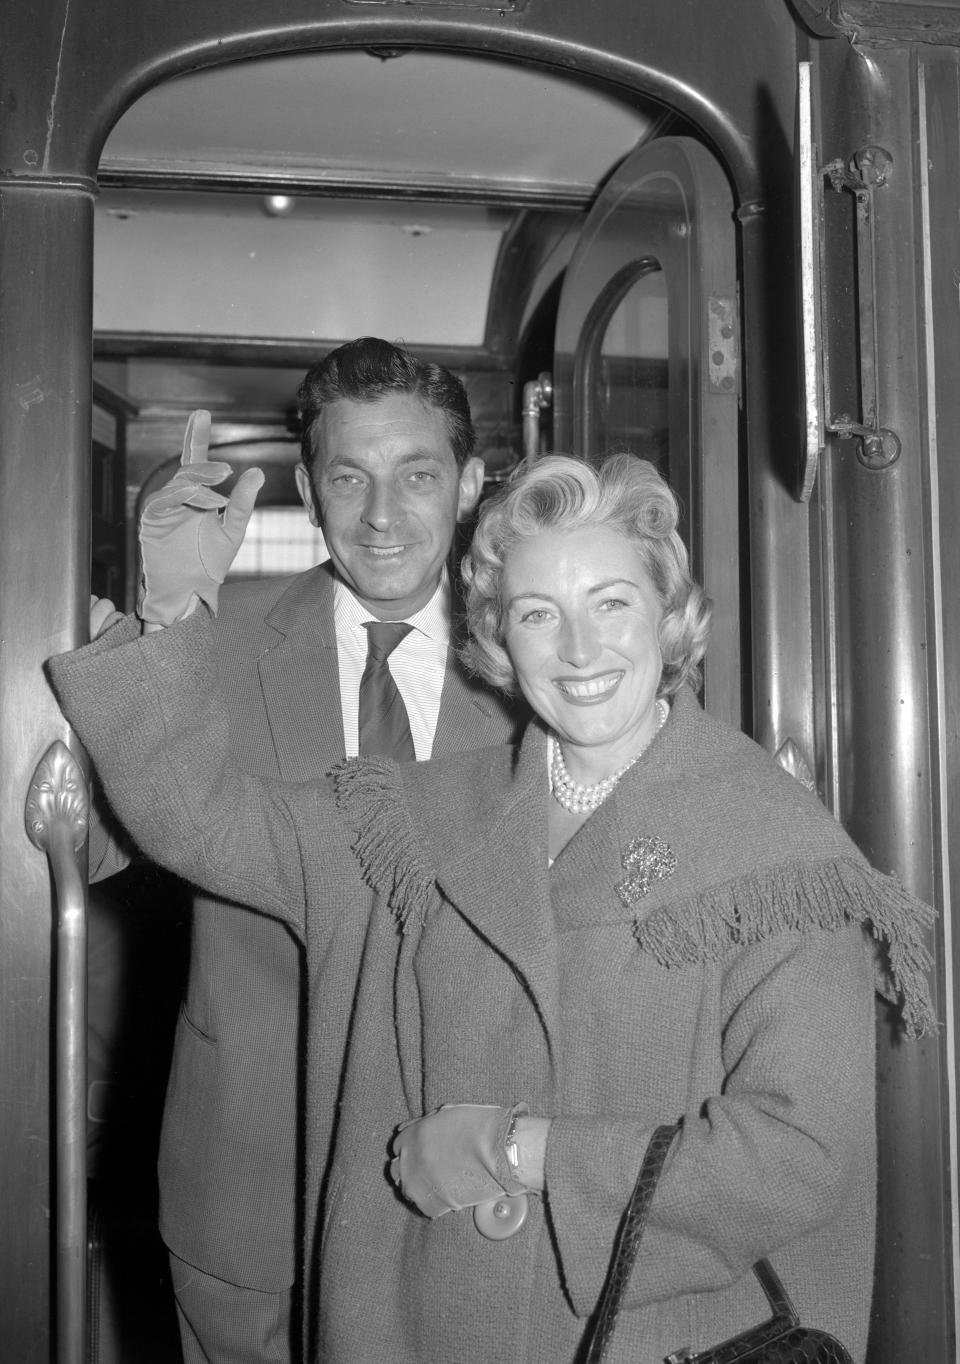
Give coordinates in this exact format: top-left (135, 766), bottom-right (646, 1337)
top-left (473, 1193), bottom-right (528, 1240)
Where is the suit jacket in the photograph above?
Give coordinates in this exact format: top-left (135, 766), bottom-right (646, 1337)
top-left (47, 615), bottom-right (932, 1361)
top-left (157, 562), bottom-right (522, 1290)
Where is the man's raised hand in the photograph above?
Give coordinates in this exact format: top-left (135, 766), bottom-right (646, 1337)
top-left (138, 410), bottom-right (264, 627)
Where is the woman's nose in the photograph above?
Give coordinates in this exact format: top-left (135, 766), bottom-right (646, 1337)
top-left (557, 616), bottom-right (601, 667)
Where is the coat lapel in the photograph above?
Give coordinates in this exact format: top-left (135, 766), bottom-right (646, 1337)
top-left (257, 562), bottom-right (345, 782)
top-left (413, 725), bottom-right (562, 1053)
top-left (433, 593), bottom-right (523, 755)
top-left (432, 652), bottom-right (520, 755)
top-left (547, 785), bottom-right (645, 929)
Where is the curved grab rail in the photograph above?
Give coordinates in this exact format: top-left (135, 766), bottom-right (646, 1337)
top-left (25, 740), bottom-right (89, 1364)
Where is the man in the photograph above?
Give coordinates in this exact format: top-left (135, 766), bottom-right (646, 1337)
top-left (135, 338), bottom-right (522, 1364)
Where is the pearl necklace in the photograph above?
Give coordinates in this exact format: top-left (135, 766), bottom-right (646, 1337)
top-left (549, 698), bottom-right (668, 815)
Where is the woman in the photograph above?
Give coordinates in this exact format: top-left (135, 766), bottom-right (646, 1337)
top-left (50, 453), bottom-right (934, 1364)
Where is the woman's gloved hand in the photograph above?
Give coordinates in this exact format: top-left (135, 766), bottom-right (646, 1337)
top-left (138, 409), bottom-right (264, 627)
top-left (390, 1103), bottom-right (528, 1218)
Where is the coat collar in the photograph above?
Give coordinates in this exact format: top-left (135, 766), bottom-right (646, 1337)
top-left (263, 560), bottom-right (338, 649)
top-left (264, 559), bottom-right (466, 649)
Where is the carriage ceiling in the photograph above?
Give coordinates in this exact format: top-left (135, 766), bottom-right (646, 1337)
top-left (94, 49), bottom-right (656, 419)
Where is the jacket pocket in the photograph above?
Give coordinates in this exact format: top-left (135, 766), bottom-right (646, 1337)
top-left (178, 1000), bottom-right (216, 1047)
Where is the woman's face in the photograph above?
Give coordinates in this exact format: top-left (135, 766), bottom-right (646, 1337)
top-left (502, 524), bottom-right (664, 771)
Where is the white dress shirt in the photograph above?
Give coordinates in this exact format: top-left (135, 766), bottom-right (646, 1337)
top-left (334, 573), bottom-right (452, 760)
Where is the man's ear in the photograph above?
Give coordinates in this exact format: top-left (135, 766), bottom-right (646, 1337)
top-left (295, 462), bottom-right (321, 529)
top-left (456, 456), bottom-right (486, 521)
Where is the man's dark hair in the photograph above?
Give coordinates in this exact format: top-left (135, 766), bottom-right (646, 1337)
top-left (297, 336), bottom-right (476, 473)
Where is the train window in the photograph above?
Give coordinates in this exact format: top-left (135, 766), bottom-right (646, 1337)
top-left (590, 262), bottom-right (669, 465)
top-left (227, 507), bottom-right (328, 578)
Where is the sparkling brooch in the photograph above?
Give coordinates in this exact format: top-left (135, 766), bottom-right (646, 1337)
top-left (616, 835), bottom-right (677, 907)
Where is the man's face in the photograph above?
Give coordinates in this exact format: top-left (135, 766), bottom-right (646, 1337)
top-left (296, 393), bottom-right (484, 619)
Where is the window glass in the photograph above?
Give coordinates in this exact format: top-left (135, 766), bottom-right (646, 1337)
top-left (227, 507), bottom-right (328, 577)
top-left (594, 266), bottom-right (668, 463)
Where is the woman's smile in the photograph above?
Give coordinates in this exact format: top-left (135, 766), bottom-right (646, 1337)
top-left (553, 669), bottom-right (624, 702)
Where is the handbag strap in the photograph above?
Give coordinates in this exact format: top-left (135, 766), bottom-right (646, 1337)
top-left (583, 1123), bottom-right (680, 1363)
top-left (583, 1125), bottom-right (801, 1364)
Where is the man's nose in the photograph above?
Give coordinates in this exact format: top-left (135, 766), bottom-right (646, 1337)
top-left (557, 616), bottom-right (601, 667)
top-left (361, 480), bottom-right (400, 530)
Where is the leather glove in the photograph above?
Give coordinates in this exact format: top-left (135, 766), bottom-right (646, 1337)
top-left (137, 410), bottom-right (264, 626)
top-left (389, 1103), bottom-right (528, 1218)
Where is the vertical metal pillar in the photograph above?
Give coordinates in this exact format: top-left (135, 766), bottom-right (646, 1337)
top-left (0, 177), bottom-right (94, 1360)
top-left (813, 39), bottom-right (953, 1360)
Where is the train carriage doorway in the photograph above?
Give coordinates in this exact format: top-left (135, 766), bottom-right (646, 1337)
top-left (2, 10), bottom-right (953, 1363)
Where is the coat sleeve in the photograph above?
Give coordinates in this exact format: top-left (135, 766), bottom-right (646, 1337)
top-left (543, 921), bottom-right (877, 1315)
top-left (87, 794), bottom-right (135, 882)
top-left (48, 610), bottom-right (341, 939)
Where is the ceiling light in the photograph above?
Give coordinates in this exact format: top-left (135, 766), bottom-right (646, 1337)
top-left (263, 194), bottom-right (296, 217)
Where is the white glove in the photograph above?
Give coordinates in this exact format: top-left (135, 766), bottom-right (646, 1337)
top-left (137, 410), bottom-right (264, 626)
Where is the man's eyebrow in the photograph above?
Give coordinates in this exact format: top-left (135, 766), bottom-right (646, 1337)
top-left (324, 449), bottom-right (447, 468)
top-left (394, 450), bottom-right (447, 465)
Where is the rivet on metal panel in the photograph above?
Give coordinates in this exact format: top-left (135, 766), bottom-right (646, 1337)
top-left (707, 297), bottom-right (739, 396)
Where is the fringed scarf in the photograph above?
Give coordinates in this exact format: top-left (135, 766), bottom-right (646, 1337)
top-left (334, 705), bottom-right (938, 1040)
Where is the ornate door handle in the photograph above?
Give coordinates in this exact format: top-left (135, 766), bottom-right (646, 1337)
top-left (25, 740), bottom-right (89, 1364)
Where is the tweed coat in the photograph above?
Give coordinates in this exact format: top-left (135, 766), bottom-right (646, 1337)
top-left (49, 611), bottom-right (934, 1364)
top-left (93, 564), bottom-right (521, 1292)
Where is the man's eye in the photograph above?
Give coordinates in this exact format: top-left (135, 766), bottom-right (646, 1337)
top-left (408, 469), bottom-right (437, 483)
top-left (330, 473), bottom-right (363, 488)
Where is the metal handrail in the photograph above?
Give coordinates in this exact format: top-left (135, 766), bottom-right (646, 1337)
top-left (522, 371), bottom-right (553, 463)
top-left (25, 739), bottom-right (89, 1364)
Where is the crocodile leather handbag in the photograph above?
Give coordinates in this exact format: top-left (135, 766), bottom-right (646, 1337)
top-left (583, 1124), bottom-right (854, 1364)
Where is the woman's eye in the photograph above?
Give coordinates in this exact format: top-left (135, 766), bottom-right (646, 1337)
top-left (598, 597), bottom-right (627, 612)
top-left (520, 607), bottom-right (552, 624)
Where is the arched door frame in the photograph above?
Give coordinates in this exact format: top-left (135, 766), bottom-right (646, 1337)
top-left (0, 5), bottom-right (806, 1357)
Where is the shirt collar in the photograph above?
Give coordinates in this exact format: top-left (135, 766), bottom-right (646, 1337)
top-left (333, 569), bottom-right (451, 648)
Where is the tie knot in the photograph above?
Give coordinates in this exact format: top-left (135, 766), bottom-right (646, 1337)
top-left (363, 620), bottom-right (413, 662)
